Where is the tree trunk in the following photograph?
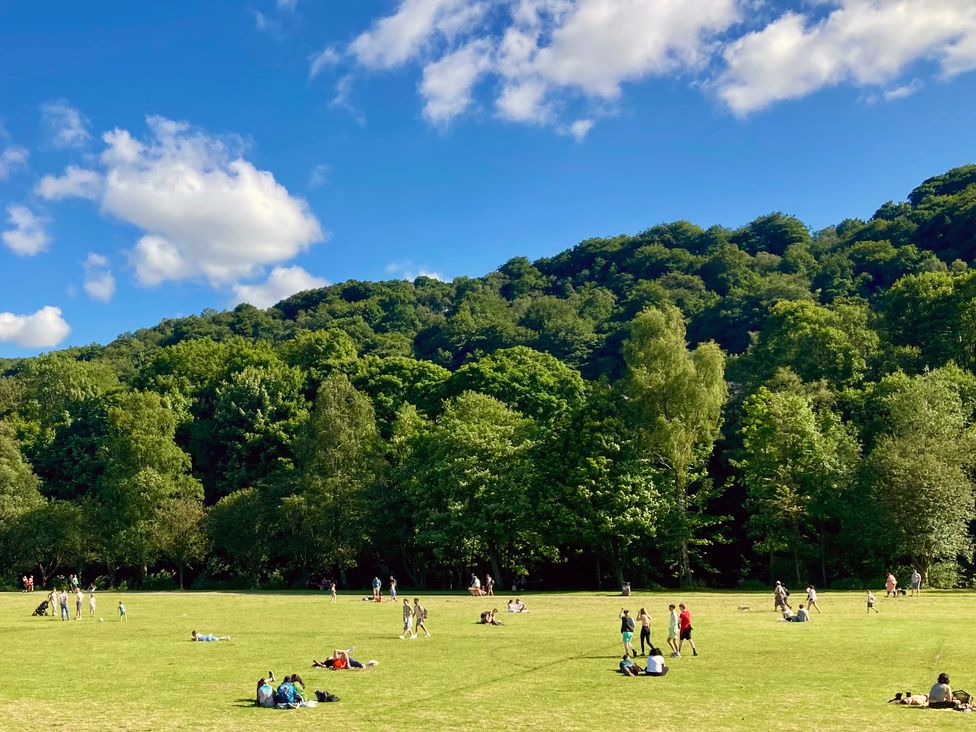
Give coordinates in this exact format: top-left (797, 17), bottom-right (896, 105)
top-left (178, 563), bottom-right (185, 590)
top-left (792, 523), bottom-right (801, 586)
top-left (490, 554), bottom-right (503, 590)
top-left (678, 539), bottom-right (693, 587)
top-left (595, 556), bottom-right (602, 591)
top-left (819, 530), bottom-right (827, 588)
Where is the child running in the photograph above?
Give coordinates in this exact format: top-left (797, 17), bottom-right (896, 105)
top-left (866, 590), bottom-right (879, 613)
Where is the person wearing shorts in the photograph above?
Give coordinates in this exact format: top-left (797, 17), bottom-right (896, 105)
top-left (667, 604), bottom-right (680, 657)
top-left (399, 598), bottom-right (414, 639)
top-left (866, 590), bottom-right (878, 613)
top-left (619, 609), bottom-right (636, 658)
top-left (678, 603), bottom-right (697, 656)
top-left (910, 569), bottom-right (921, 597)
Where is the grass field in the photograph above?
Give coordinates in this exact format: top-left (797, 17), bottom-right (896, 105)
top-left (3, 588), bottom-right (975, 731)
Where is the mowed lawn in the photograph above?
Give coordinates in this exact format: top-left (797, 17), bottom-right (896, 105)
top-left (2, 589), bottom-right (975, 731)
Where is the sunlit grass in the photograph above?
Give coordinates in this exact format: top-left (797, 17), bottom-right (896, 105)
top-left (2, 588), bottom-right (974, 730)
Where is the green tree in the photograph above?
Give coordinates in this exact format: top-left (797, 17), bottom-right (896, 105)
top-left (623, 306), bottom-right (727, 586)
top-left (151, 496), bottom-right (208, 589)
top-left (10, 500), bottom-right (85, 586)
top-left (865, 372), bottom-right (976, 582)
top-left (207, 488), bottom-right (274, 587)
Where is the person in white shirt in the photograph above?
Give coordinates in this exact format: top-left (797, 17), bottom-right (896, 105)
top-left (910, 569), bottom-right (922, 597)
top-left (644, 647), bottom-right (669, 677)
top-left (88, 592), bottom-right (96, 618)
top-left (399, 598), bottom-right (414, 639)
top-left (805, 585), bottom-right (822, 614)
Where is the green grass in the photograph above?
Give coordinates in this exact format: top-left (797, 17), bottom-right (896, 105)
top-left (3, 589), bottom-right (975, 730)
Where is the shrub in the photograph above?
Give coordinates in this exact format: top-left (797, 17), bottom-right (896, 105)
top-left (928, 562), bottom-right (962, 589)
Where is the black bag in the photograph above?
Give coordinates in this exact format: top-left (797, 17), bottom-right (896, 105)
top-left (953, 690), bottom-right (972, 705)
top-left (315, 690), bottom-right (340, 703)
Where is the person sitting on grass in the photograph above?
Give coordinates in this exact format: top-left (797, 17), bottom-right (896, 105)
top-left (312, 648), bottom-right (378, 670)
top-left (479, 609), bottom-right (503, 625)
top-left (191, 630), bottom-right (231, 641)
top-left (256, 678), bottom-right (275, 707)
top-left (275, 677), bottom-right (299, 707)
top-left (619, 654), bottom-right (642, 677)
top-left (645, 646), bottom-right (670, 677)
top-left (794, 604), bottom-right (810, 622)
top-left (780, 605), bottom-right (795, 621)
top-left (929, 673), bottom-right (962, 709)
top-left (289, 674), bottom-right (307, 703)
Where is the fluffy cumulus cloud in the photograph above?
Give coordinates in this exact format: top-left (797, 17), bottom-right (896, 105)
top-left (329, 0), bottom-right (976, 129)
top-left (231, 265), bottom-right (327, 308)
top-left (717, 0), bottom-right (976, 114)
top-left (0, 146), bottom-right (29, 180)
top-left (40, 100), bottom-right (91, 148)
top-left (82, 253), bottom-right (116, 303)
top-left (36, 165), bottom-right (103, 200)
top-left (43, 115), bottom-right (324, 287)
top-left (0, 306), bottom-right (70, 348)
top-left (2, 205), bottom-right (50, 256)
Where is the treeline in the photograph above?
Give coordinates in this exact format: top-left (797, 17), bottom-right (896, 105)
top-left (2, 165), bottom-right (976, 591)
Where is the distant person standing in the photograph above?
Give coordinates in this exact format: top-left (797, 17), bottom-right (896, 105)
top-left (885, 572), bottom-right (897, 598)
top-left (637, 608), bottom-right (652, 656)
top-left (805, 585), bottom-right (823, 614)
top-left (485, 573), bottom-right (495, 596)
top-left (48, 588), bottom-right (58, 617)
top-left (330, 582), bottom-right (337, 604)
top-left (678, 603), bottom-right (698, 657)
top-left (390, 576), bottom-right (398, 601)
top-left (413, 598), bottom-right (430, 638)
top-left (399, 598), bottom-right (414, 639)
top-left (372, 576), bottom-right (382, 601)
top-left (773, 581), bottom-right (790, 610)
top-left (619, 609), bottom-right (636, 658)
top-left (866, 590), bottom-right (878, 613)
top-left (470, 574), bottom-right (482, 594)
top-left (667, 604), bottom-right (680, 657)
top-left (59, 590), bottom-right (69, 621)
top-left (910, 569), bottom-right (921, 597)
top-left (75, 588), bottom-right (83, 620)
top-left (118, 600), bottom-right (127, 621)
top-left (88, 591), bottom-right (96, 618)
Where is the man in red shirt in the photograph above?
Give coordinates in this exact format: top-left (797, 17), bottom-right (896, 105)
top-left (678, 603), bottom-right (698, 657)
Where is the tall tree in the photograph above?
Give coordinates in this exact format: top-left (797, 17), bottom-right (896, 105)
top-left (623, 306), bottom-right (727, 586)
top-left (865, 372), bottom-right (976, 582)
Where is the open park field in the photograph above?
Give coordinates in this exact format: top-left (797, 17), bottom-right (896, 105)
top-left (2, 589), bottom-right (975, 731)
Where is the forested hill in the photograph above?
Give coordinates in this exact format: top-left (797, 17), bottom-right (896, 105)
top-left (2, 164), bottom-right (976, 592)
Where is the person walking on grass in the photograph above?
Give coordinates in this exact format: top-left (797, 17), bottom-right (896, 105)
top-left (667, 604), bottom-right (680, 657)
top-left (485, 573), bottom-right (495, 596)
top-left (678, 603), bottom-right (698, 657)
top-left (330, 581), bottom-right (337, 604)
top-left (372, 576), bottom-right (382, 602)
top-left (390, 576), bottom-right (398, 602)
top-left (910, 569), bottom-right (921, 597)
top-left (399, 598), bottom-right (414, 639)
top-left (866, 590), bottom-right (878, 613)
top-left (619, 609), bottom-right (636, 658)
top-left (48, 588), bottom-right (58, 617)
top-left (806, 585), bottom-right (823, 614)
top-left (413, 598), bottom-right (430, 637)
top-left (885, 572), bottom-right (897, 598)
top-left (637, 608), bottom-right (652, 655)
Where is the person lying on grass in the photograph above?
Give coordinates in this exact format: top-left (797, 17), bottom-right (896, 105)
top-left (312, 648), bottom-right (378, 670)
top-left (619, 655), bottom-right (642, 677)
top-left (191, 630), bottom-right (231, 641)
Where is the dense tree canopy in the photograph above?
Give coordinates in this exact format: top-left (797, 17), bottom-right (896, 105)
top-left (3, 164), bottom-right (976, 590)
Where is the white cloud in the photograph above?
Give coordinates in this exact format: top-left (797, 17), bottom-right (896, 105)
top-left (560, 118), bottom-right (594, 142)
top-left (82, 253), bottom-right (116, 303)
top-left (883, 79), bottom-right (924, 100)
top-left (716, 0), bottom-right (976, 115)
top-left (385, 259), bottom-right (444, 281)
top-left (40, 100), bottom-right (91, 148)
top-left (309, 45), bottom-right (340, 79)
top-left (36, 165), bottom-right (103, 201)
top-left (308, 163), bottom-right (330, 188)
top-left (231, 265), bottom-right (328, 308)
top-left (0, 306), bottom-right (70, 348)
top-left (421, 40), bottom-right (492, 123)
top-left (43, 115), bottom-right (325, 287)
top-left (2, 205), bottom-right (50, 256)
top-left (277, 0), bottom-right (298, 10)
top-left (0, 146), bottom-right (28, 180)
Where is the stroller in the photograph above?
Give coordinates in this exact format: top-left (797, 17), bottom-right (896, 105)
top-left (32, 600), bottom-right (50, 617)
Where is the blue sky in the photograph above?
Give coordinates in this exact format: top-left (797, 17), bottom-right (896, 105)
top-left (1, 0), bottom-right (975, 356)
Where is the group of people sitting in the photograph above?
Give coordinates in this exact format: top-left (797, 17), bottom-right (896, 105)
top-left (889, 674), bottom-right (972, 710)
top-left (505, 598), bottom-right (528, 613)
top-left (619, 646), bottom-right (670, 677)
top-left (780, 604), bottom-right (810, 622)
top-left (479, 609), bottom-right (503, 625)
top-left (256, 673), bottom-right (311, 708)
